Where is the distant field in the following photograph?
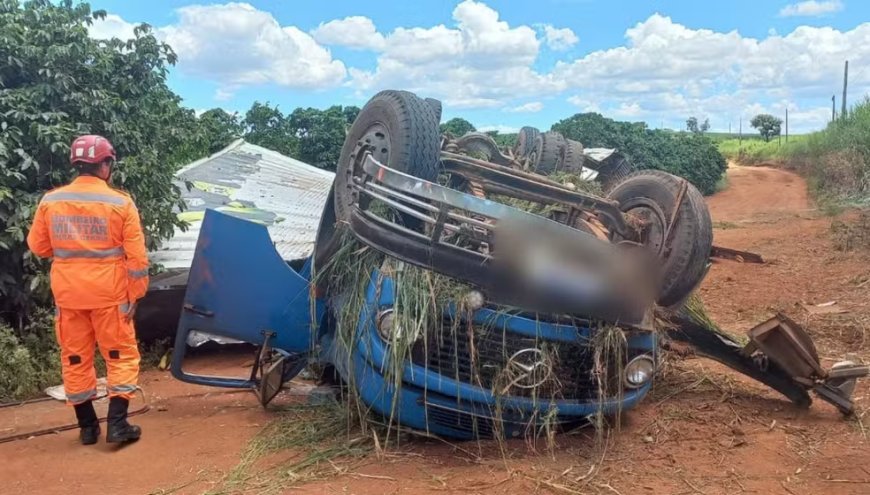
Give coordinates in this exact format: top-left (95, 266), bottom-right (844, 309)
top-left (705, 132), bottom-right (765, 143)
top-left (715, 99), bottom-right (869, 205)
top-left (717, 134), bottom-right (809, 164)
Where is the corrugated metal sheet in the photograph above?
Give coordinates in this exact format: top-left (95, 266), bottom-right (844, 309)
top-left (149, 140), bottom-right (334, 269)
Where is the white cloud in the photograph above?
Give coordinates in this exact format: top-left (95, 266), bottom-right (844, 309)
top-left (349, 0), bottom-right (558, 109)
top-left (504, 101), bottom-right (544, 113)
top-left (550, 14), bottom-right (870, 131)
top-left (311, 16), bottom-right (385, 50)
top-left (779, 1), bottom-right (843, 17)
top-left (89, 14), bottom-right (138, 40)
top-left (543, 25), bottom-right (579, 51)
top-left (159, 3), bottom-right (346, 90)
top-left (214, 88), bottom-right (235, 101)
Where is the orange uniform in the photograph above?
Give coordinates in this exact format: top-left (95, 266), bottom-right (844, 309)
top-left (27, 176), bottom-right (149, 404)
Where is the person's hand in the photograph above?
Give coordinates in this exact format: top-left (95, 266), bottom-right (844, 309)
top-left (124, 302), bottom-right (138, 322)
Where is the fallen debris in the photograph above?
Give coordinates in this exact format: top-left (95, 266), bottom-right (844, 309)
top-left (800, 301), bottom-right (849, 315)
top-left (710, 245), bottom-right (765, 263)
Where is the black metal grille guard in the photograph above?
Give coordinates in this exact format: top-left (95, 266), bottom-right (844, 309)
top-left (348, 153), bottom-right (654, 329)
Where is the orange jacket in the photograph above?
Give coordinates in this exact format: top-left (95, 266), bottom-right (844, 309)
top-left (27, 176), bottom-right (150, 309)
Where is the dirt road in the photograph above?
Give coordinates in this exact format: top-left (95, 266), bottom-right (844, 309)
top-left (1, 164), bottom-right (868, 494)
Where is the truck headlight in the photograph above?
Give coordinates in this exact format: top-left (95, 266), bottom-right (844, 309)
top-left (376, 309), bottom-right (396, 341)
top-left (624, 354), bottom-right (655, 388)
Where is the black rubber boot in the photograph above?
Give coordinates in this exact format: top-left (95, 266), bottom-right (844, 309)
top-left (73, 400), bottom-right (100, 445)
top-left (106, 397), bottom-right (141, 443)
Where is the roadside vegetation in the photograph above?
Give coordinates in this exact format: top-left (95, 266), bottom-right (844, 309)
top-left (718, 99), bottom-right (870, 207)
top-left (553, 113), bottom-right (727, 195)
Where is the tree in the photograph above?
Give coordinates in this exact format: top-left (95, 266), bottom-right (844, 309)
top-left (196, 109), bottom-right (243, 155)
top-left (552, 112), bottom-right (726, 195)
top-left (0, 0), bottom-right (195, 321)
top-left (440, 117), bottom-right (476, 137)
top-left (750, 114), bottom-right (783, 142)
top-left (342, 106), bottom-right (360, 127)
top-left (287, 106), bottom-right (349, 171)
top-left (686, 117), bottom-right (710, 134)
top-left (243, 102), bottom-right (297, 157)
top-left (484, 131), bottom-right (517, 149)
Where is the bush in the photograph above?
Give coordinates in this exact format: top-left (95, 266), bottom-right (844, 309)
top-left (0, 308), bottom-right (60, 401)
top-left (552, 113), bottom-right (727, 195)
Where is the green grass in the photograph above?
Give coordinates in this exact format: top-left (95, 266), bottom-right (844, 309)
top-left (717, 97), bottom-right (870, 206)
top-left (717, 134), bottom-right (810, 165)
top-left (705, 131), bottom-right (765, 143)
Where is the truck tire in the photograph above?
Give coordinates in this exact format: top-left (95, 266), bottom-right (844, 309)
top-left (563, 139), bottom-right (585, 174)
top-left (607, 170), bottom-right (712, 308)
top-left (334, 90), bottom-right (441, 223)
top-left (533, 131), bottom-right (566, 174)
top-left (455, 132), bottom-right (501, 161)
top-left (514, 126), bottom-right (540, 158)
top-left (425, 97), bottom-right (442, 122)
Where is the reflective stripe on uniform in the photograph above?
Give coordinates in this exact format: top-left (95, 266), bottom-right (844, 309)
top-left (120, 302), bottom-right (131, 313)
top-left (108, 384), bottom-right (137, 393)
top-left (54, 246), bottom-right (124, 259)
top-left (66, 388), bottom-right (97, 404)
top-left (43, 191), bottom-right (126, 205)
top-left (127, 268), bottom-right (148, 279)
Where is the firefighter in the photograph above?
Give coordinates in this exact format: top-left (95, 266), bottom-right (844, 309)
top-left (27, 135), bottom-right (148, 445)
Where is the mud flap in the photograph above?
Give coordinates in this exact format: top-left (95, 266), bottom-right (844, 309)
top-left (171, 209), bottom-right (322, 390)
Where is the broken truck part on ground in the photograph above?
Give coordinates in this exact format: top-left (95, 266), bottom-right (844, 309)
top-left (168, 90), bottom-right (867, 440)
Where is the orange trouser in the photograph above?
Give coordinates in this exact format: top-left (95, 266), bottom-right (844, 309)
top-left (55, 304), bottom-right (140, 404)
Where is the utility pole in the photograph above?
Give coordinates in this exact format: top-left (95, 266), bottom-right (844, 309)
top-left (841, 60), bottom-right (849, 119)
top-left (729, 121), bottom-right (731, 136)
top-left (785, 107), bottom-right (788, 143)
top-left (832, 95), bottom-right (836, 122)
top-left (739, 117), bottom-right (742, 147)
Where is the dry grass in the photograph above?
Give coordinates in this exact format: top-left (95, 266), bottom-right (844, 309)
top-left (831, 210), bottom-right (870, 252)
top-left (207, 402), bottom-right (375, 495)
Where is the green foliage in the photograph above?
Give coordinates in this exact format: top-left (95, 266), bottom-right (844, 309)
top-left (0, 0), bottom-right (195, 320)
top-left (485, 130), bottom-right (518, 149)
top-left (289, 105), bottom-right (358, 171)
top-left (552, 113), bottom-right (727, 195)
top-left (243, 102), bottom-right (297, 157)
top-left (716, 135), bottom-right (807, 164)
top-left (0, 308), bottom-right (60, 401)
top-left (243, 102), bottom-right (359, 170)
top-left (439, 117), bottom-right (476, 136)
top-left (750, 114), bottom-right (783, 142)
top-left (196, 108), bottom-right (243, 155)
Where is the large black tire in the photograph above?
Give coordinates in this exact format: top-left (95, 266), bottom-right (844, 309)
top-left (607, 170), bottom-right (712, 308)
top-left (515, 126), bottom-right (540, 158)
top-left (425, 97), bottom-right (443, 123)
top-left (334, 90), bottom-right (441, 223)
top-left (562, 139), bottom-right (585, 174)
top-left (533, 131), bottom-right (566, 174)
top-left (456, 132), bottom-right (501, 161)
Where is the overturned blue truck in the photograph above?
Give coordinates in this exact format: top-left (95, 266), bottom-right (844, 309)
top-left (169, 90), bottom-right (867, 440)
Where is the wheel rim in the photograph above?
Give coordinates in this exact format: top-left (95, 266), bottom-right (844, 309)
top-left (620, 199), bottom-right (667, 256)
top-left (346, 122), bottom-right (391, 208)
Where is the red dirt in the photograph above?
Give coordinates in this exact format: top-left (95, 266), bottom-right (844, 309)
top-left (1, 164), bottom-right (868, 495)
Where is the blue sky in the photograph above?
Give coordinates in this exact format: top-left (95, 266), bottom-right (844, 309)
top-left (89, 0), bottom-right (869, 133)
